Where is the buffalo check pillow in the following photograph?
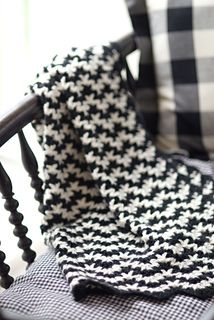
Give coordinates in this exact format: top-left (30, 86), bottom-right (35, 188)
top-left (126, 0), bottom-right (214, 159)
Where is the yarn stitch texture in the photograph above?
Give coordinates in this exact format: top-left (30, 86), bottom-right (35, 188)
top-left (29, 44), bottom-right (214, 301)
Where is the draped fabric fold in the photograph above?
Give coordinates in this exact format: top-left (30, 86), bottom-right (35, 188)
top-left (29, 44), bottom-right (214, 301)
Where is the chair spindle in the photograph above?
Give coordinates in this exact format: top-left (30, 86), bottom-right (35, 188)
top-left (0, 162), bottom-right (36, 266)
top-left (0, 250), bottom-right (13, 289)
top-left (18, 130), bottom-right (44, 214)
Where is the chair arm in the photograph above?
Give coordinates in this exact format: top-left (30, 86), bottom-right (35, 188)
top-left (0, 95), bottom-right (41, 147)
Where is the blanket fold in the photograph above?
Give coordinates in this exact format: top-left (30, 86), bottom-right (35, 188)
top-left (29, 44), bottom-right (214, 301)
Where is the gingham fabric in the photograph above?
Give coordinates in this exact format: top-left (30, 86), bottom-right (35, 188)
top-left (25, 43), bottom-right (214, 300)
top-left (125, 0), bottom-right (214, 159)
top-left (0, 248), bottom-right (214, 320)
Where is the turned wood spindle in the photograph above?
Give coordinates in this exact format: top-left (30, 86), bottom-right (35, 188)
top-left (18, 130), bottom-right (44, 214)
top-left (0, 249), bottom-right (13, 289)
top-left (0, 162), bottom-right (36, 266)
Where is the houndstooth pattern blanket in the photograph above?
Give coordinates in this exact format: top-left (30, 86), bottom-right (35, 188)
top-left (29, 44), bottom-right (214, 301)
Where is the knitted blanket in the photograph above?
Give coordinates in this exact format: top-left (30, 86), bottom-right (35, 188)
top-left (29, 44), bottom-right (214, 301)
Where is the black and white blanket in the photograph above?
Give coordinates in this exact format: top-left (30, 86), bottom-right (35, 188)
top-left (29, 44), bottom-right (214, 301)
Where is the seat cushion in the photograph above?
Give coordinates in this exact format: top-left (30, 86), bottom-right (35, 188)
top-left (126, 0), bottom-right (214, 159)
top-left (0, 249), bottom-right (213, 320)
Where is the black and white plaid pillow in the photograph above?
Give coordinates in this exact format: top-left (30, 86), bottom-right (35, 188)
top-left (126, 0), bottom-right (214, 159)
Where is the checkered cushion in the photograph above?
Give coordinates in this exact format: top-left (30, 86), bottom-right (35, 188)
top-left (0, 249), bottom-right (214, 320)
top-left (126, 0), bottom-right (214, 159)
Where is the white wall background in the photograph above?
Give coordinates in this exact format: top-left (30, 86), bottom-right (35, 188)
top-left (0, 0), bottom-right (138, 278)
top-left (0, 0), bottom-right (136, 113)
